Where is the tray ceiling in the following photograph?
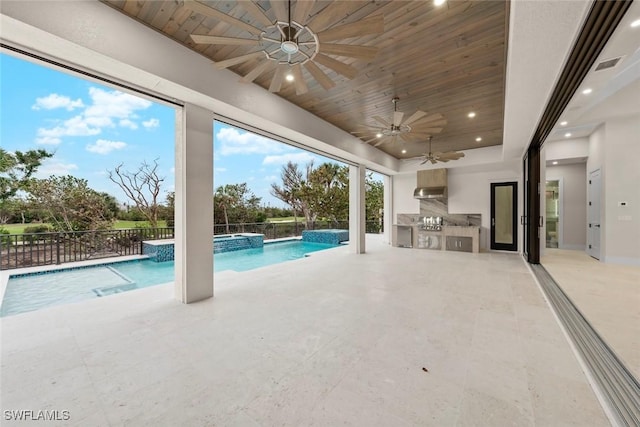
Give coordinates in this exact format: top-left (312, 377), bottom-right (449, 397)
top-left (102, 0), bottom-right (508, 161)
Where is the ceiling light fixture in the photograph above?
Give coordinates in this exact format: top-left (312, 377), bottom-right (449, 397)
top-left (475, 137), bottom-right (482, 142)
top-left (552, 161), bottom-right (558, 165)
top-left (565, 132), bottom-right (572, 137)
top-left (631, 19), bottom-right (640, 28)
top-left (468, 112), bottom-right (476, 118)
top-left (560, 121), bottom-right (568, 126)
top-left (434, 0), bottom-right (446, 6)
top-left (285, 73), bottom-right (294, 82)
top-left (582, 88), bottom-right (592, 95)
top-left (401, 149), bottom-right (407, 154)
top-left (376, 132), bottom-right (383, 138)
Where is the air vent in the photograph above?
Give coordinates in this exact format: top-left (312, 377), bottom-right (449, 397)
top-left (594, 56), bottom-right (622, 71)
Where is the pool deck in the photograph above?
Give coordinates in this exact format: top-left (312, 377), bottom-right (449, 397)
top-left (0, 235), bottom-right (609, 426)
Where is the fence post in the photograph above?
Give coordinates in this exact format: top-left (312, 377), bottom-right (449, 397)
top-left (56, 232), bottom-right (61, 265)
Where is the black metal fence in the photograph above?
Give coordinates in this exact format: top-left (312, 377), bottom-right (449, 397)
top-left (0, 228), bottom-right (174, 270)
top-left (0, 220), bottom-right (383, 270)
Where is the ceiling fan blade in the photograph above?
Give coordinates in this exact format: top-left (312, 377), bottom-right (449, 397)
top-left (269, 63), bottom-right (287, 92)
top-left (439, 152), bottom-right (465, 160)
top-left (304, 61), bottom-right (336, 90)
top-left (374, 138), bottom-right (388, 147)
top-left (372, 116), bottom-right (390, 127)
top-left (354, 124), bottom-right (383, 130)
top-left (293, 0), bottom-right (316, 24)
top-left (412, 113), bottom-right (445, 125)
top-left (393, 111), bottom-right (404, 127)
top-left (316, 14), bottom-right (384, 42)
top-left (190, 34), bottom-right (260, 46)
top-left (412, 121), bottom-right (447, 129)
top-left (320, 44), bottom-right (379, 60)
top-left (241, 59), bottom-right (275, 83)
top-left (240, 1), bottom-right (273, 27)
top-left (402, 110), bottom-right (427, 126)
top-left (399, 133), bottom-right (413, 143)
top-left (363, 137), bottom-right (379, 144)
top-left (430, 159), bottom-right (438, 164)
top-left (292, 64), bottom-right (308, 95)
top-left (215, 51), bottom-right (265, 69)
top-left (307, 2), bottom-right (354, 33)
top-left (313, 54), bottom-right (358, 79)
top-left (184, 0), bottom-right (263, 36)
top-left (410, 127), bottom-right (444, 134)
top-left (269, 0), bottom-right (288, 22)
top-left (420, 158), bottom-right (429, 165)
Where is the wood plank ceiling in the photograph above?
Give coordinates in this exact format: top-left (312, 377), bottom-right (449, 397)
top-left (102, 0), bottom-right (508, 161)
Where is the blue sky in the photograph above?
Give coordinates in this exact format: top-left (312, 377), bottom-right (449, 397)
top-left (1, 53), bottom-right (375, 209)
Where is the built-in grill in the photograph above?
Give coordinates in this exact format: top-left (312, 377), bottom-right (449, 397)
top-left (417, 216), bottom-right (443, 231)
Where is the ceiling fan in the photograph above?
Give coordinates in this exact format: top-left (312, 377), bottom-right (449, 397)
top-left (185, 0), bottom-right (384, 95)
top-left (406, 136), bottom-right (465, 164)
top-left (352, 97), bottom-right (447, 146)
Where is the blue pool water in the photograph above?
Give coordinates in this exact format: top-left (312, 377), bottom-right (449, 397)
top-left (1, 240), bottom-right (339, 317)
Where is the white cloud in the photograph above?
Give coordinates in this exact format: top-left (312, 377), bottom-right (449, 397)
top-left (35, 136), bottom-right (62, 145)
top-left (86, 139), bottom-right (127, 155)
top-left (32, 94), bottom-right (84, 111)
top-left (33, 87), bottom-right (153, 144)
top-left (119, 119), bottom-right (138, 130)
top-left (143, 118), bottom-right (160, 129)
top-left (216, 127), bottom-right (289, 155)
top-left (262, 152), bottom-right (317, 166)
top-left (35, 160), bottom-right (79, 178)
top-left (263, 175), bottom-right (278, 181)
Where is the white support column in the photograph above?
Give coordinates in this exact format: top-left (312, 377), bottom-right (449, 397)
top-left (383, 174), bottom-right (393, 245)
top-left (174, 104), bottom-right (214, 303)
top-left (349, 164), bottom-right (366, 254)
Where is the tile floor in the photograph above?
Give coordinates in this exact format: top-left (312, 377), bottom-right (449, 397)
top-left (1, 235), bottom-right (609, 426)
top-left (542, 248), bottom-right (640, 380)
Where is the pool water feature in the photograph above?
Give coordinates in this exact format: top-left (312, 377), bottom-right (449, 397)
top-left (1, 240), bottom-right (339, 317)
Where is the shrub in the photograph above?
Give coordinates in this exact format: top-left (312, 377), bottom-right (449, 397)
top-left (0, 227), bottom-right (12, 247)
top-left (23, 224), bottom-right (52, 234)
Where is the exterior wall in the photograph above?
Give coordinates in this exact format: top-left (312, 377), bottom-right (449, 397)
top-left (392, 173), bottom-right (420, 218)
top-left (546, 163), bottom-right (587, 249)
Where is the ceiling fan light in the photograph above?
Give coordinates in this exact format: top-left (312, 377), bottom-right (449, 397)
top-left (281, 40), bottom-right (299, 54)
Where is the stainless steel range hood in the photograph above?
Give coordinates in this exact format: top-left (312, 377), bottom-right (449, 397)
top-left (413, 186), bottom-right (447, 199)
top-left (414, 169), bottom-right (448, 199)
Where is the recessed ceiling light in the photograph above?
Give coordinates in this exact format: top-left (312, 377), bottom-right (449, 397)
top-left (401, 149), bottom-right (407, 154)
top-left (565, 132), bottom-right (572, 138)
top-left (631, 19), bottom-right (640, 28)
top-left (552, 161), bottom-right (558, 165)
top-left (376, 133), bottom-right (382, 138)
top-left (560, 121), bottom-right (568, 126)
top-left (468, 112), bottom-right (476, 118)
top-left (434, 0), bottom-right (446, 5)
top-left (475, 137), bottom-right (482, 142)
top-left (582, 88), bottom-right (592, 95)
top-left (285, 73), bottom-right (294, 82)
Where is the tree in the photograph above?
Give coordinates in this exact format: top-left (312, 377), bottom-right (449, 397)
top-left (29, 175), bottom-right (115, 231)
top-left (108, 159), bottom-right (164, 229)
top-left (365, 173), bottom-right (384, 232)
top-left (0, 148), bottom-right (52, 201)
top-left (214, 183), bottom-right (263, 232)
top-left (307, 163), bottom-right (349, 224)
top-left (270, 161), bottom-right (317, 228)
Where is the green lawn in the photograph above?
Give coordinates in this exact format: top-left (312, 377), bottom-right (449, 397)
top-left (113, 220), bottom-right (168, 229)
top-left (266, 217), bottom-right (298, 223)
top-left (0, 223), bottom-right (48, 234)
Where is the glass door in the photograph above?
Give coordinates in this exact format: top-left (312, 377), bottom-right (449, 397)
top-left (491, 182), bottom-right (518, 251)
top-left (545, 180), bottom-right (560, 248)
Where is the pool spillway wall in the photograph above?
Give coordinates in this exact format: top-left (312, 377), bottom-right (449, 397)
top-left (301, 229), bottom-right (349, 245)
top-left (143, 233), bottom-right (264, 262)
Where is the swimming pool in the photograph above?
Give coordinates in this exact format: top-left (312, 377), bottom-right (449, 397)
top-left (1, 240), bottom-right (339, 317)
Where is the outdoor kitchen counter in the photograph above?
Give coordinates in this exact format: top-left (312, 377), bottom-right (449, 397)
top-left (442, 226), bottom-right (480, 253)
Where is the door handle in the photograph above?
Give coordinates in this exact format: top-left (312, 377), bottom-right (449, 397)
top-left (520, 215), bottom-right (524, 225)
top-left (594, 224), bottom-right (600, 228)
top-left (492, 218), bottom-right (495, 226)
top-left (539, 216), bottom-right (544, 226)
